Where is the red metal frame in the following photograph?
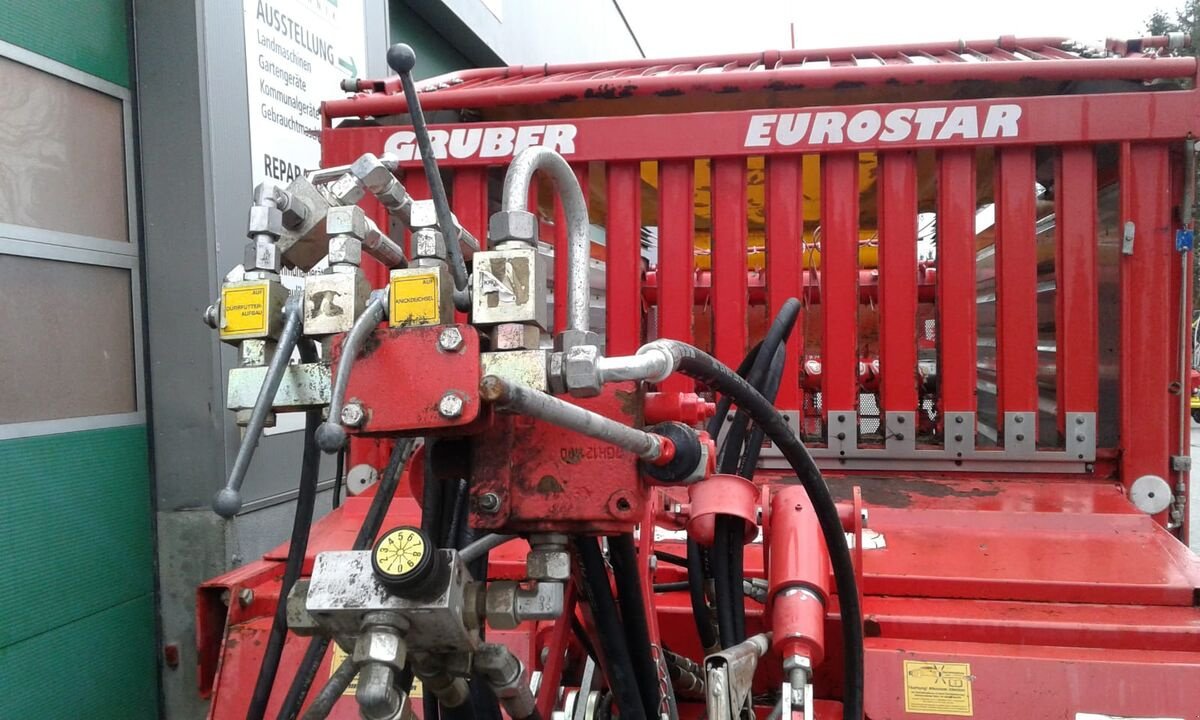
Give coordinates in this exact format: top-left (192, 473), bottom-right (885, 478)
top-left (203, 37), bottom-right (1200, 720)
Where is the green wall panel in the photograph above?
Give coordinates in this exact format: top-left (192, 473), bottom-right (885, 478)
top-left (0, 595), bottom-right (158, 719)
top-left (0, 0), bottom-right (131, 87)
top-left (0, 425), bottom-right (154, 648)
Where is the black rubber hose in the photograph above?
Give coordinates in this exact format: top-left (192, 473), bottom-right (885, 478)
top-left (607, 534), bottom-right (663, 718)
top-left (246, 363), bottom-right (322, 720)
top-left (738, 345), bottom-right (787, 478)
top-left (710, 516), bottom-right (737, 648)
top-left (331, 447), bottom-right (345, 509)
top-left (275, 438), bottom-right (416, 720)
top-left (685, 539), bottom-right (718, 651)
top-left (576, 537), bottom-right (648, 720)
top-left (657, 340), bottom-right (865, 720)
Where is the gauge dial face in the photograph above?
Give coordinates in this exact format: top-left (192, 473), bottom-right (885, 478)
top-left (373, 527), bottom-right (427, 578)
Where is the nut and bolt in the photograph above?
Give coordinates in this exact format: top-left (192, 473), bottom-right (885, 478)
top-left (478, 492), bottom-right (502, 514)
top-left (202, 303), bottom-right (220, 329)
top-left (438, 392), bottom-right (465, 419)
top-left (439, 327), bottom-right (465, 352)
top-left (341, 402), bottom-right (366, 427)
top-left (237, 588), bottom-right (254, 607)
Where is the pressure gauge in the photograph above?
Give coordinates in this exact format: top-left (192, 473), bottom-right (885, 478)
top-left (371, 526), bottom-right (436, 596)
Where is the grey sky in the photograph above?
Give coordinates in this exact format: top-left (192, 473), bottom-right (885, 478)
top-left (621, 0), bottom-right (1178, 57)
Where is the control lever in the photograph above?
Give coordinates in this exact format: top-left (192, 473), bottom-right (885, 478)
top-left (386, 43), bottom-right (475, 311)
top-left (317, 289), bottom-right (389, 453)
top-left (214, 291), bottom-right (305, 518)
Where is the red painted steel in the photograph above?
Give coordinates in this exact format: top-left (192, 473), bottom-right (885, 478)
top-left (819, 154), bottom-right (859, 416)
top-left (936, 149), bottom-right (978, 422)
top-left (452, 167), bottom-right (488, 323)
top-left (1120, 144), bottom-right (1175, 500)
top-left (993, 148), bottom-right (1040, 434)
top-left (876, 151), bottom-right (919, 414)
top-left (768, 486), bottom-right (832, 666)
top-left (642, 268), bottom-right (939, 304)
top-left (711, 158), bottom-right (749, 367)
top-left (322, 92), bottom-right (1200, 168)
top-left (765, 155), bottom-right (804, 409)
top-left (1054, 147), bottom-right (1099, 431)
top-left (605, 162), bottom-right (642, 355)
top-left (656, 159), bottom-right (696, 393)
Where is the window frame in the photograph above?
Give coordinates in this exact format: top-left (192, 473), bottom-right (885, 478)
top-left (0, 39), bottom-right (144, 440)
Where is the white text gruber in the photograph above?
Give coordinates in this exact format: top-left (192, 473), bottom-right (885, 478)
top-left (379, 103), bottom-right (1022, 161)
top-left (744, 104), bottom-right (1022, 147)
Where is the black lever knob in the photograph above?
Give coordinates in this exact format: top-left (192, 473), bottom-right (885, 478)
top-left (386, 43), bottom-right (417, 75)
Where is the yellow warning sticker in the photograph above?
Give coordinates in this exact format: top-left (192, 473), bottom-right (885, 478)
top-left (221, 284), bottom-right (269, 336)
top-left (903, 660), bottom-right (973, 716)
top-left (330, 644), bottom-right (423, 698)
top-left (390, 272), bottom-right (440, 327)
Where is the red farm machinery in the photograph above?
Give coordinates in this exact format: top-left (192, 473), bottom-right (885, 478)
top-left (197, 35), bottom-right (1200, 720)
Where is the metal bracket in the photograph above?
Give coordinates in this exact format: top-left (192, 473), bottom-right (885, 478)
top-left (1065, 412), bottom-right (1098, 462)
top-left (826, 410), bottom-right (858, 458)
top-left (1003, 411), bottom-right (1037, 458)
top-left (1122, 220), bottom-right (1136, 255)
top-left (883, 411), bottom-right (917, 454)
top-left (1171, 454), bottom-right (1192, 472)
top-left (945, 411), bottom-right (976, 458)
top-left (705, 634), bottom-right (769, 720)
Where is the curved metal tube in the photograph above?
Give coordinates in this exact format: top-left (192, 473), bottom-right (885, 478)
top-left (316, 290), bottom-right (388, 454)
top-left (459, 533), bottom-right (517, 565)
top-left (213, 293), bottom-right (304, 518)
top-left (501, 147), bottom-right (592, 335)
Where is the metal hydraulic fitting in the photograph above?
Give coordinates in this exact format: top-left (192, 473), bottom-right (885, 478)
top-left (302, 205), bottom-right (371, 336)
top-left (488, 209), bottom-right (539, 246)
top-left (328, 173), bottom-right (366, 206)
top-left (475, 643), bottom-right (537, 720)
top-left (484, 579), bottom-right (565, 630)
top-left (353, 612), bottom-right (409, 673)
top-left (562, 344), bottom-right (603, 398)
top-left (526, 533), bottom-right (571, 582)
top-left (472, 245), bottom-right (549, 328)
top-left (350, 152), bottom-right (413, 223)
top-left (494, 323), bottom-right (542, 351)
top-left (412, 662), bottom-right (470, 709)
top-left (412, 228), bottom-right (447, 263)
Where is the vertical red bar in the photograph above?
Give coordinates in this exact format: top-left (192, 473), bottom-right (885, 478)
top-left (453, 167), bottom-right (488, 324)
top-left (1120, 143), bottom-right (1173, 502)
top-left (993, 148), bottom-right (1040, 436)
top-left (711, 158), bottom-right (749, 367)
top-left (936, 150), bottom-right (977, 420)
top-left (658, 159), bottom-right (696, 393)
top-left (766, 155), bottom-right (804, 410)
top-left (877, 151), bottom-right (919, 414)
top-left (606, 162), bottom-right (642, 356)
top-left (819, 153), bottom-right (859, 416)
top-left (554, 165), bottom-right (590, 335)
top-left (1054, 147), bottom-right (1099, 428)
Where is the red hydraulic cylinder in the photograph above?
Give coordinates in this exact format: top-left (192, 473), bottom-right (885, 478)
top-left (768, 486), bottom-right (832, 667)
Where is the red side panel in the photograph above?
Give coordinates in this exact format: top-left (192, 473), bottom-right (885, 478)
top-left (993, 147), bottom-right (1040, 434)
top-left (766, 154), bottom-right (804, 410)
top-left (605, 162), bottom-right (642, 356)
top-left (819, 153), bottom-right (859, 416)
top-left (657, 159), bottom-right (696, 393)
top-left (936, 150), bottom-right (978, 420)
top-left (711, 158), bottom-right (749, 367)
top-left (1054, 147), bottom-right (1099, 428)
top-left (877, 151), bottom-right (919, 414)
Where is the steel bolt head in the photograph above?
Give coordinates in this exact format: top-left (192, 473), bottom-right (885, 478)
top-left (237, 588), bottom-right (254, 607)
top-left (202, 303), bottom-right (220, 329)
top-left (439, 327), bottom-right (465, 352)
top-left (438, 392), bottom-right (465, 419)
top-left (340, 402), bottom-right (366, 427)
top-left (478, 492), bottom-right (502, 513)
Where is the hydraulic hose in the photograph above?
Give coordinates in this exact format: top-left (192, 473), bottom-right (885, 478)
top-left (607, 534), bottom-right (664, 719)
top-left (738, 345), bottom-right (787, 478)
top-left (246, 340), bottom-right (322, 720)
top-left (300, 657), bottom-right (358, 720)
top-left (648, 339), bottom-right (865, 720)
top-left (275, 438), bottom-right (417, 720)
top-left (576, 537), bottom-right (648, 720)
top-left (685, 539), bottom-right (719, 652)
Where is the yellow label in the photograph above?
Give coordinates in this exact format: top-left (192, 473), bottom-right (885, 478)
top-left (329, 645), bottom-right (422, 698)
top-left (390, 273), bottom-right (440, 327)
top-left (904, 660), bottom-right (973, 716)
top-left (373, 527), bottom-right (427, 577)
top-left (221, 284), bottom-right (269, 336)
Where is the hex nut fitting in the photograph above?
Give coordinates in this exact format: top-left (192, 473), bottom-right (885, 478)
top-left (526, 549), bottom-right (571, 582)
top-left (488, 210), bottom-right (538, 246)
top-left (563, 345), bottom-right (603, 398)
top-left (245, 238), bottom-right (282, 273)
top-left (484, 581), bottom-right (520, 630)
top-left (478, 492), bottom-right (501, 514)
top-left (328, 235), bottom-right (363, 266)
top-left (350, 153), bottom-right (395, 191)
top-left (341, 402), bottom-right (366, 427)
top-left (413, 228), bottom-right (447, 260)
top-left (352, 626), bottom-right (406, 672)
top-left (326, 205), bottom-right (368, 240)
top-left (328, 174), bottom-right (366, 206)
top-left (247, 205), bottom-right (286, 238)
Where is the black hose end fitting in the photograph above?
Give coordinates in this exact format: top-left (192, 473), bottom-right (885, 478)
top-left (641, 421), bottom-right (705, 484)
top-left (386, 43), bottom-right (417, 74)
